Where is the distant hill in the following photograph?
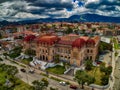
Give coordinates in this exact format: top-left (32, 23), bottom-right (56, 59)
top-left (0, 14), bottom-right (120, 27)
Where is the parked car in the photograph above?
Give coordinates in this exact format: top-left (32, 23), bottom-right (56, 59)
top-left (20, 69), bottom-right (26, 73)
top-left (70, 85), bottom-right (77, 89)
top-left (59, 81), bottom-right (66, 86)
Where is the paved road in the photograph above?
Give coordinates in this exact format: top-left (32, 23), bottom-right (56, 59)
top-left (113, 56), bottom-right (120, 90)
top-left (0, 57), bottom-right (78, 90)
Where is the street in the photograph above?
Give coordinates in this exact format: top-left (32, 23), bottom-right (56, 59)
top-left (0, 57), bottom-right (78, 90)
top-left (113, 56), bottom-right (120, 90)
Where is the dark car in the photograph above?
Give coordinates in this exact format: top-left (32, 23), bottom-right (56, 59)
top-left (70, 85), bottom-right (77, 89)
top-left (20, 69), bottom-right (26, 73)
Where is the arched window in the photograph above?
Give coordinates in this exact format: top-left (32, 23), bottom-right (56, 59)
top-left (87, 49), bottom-right (89, 53)
top-left (91, 50), bottom-right (93, 53)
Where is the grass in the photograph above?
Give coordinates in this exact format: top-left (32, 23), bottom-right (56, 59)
top-left (50, 76), bottom-right (62, 82)
top-left (86, 67), bottom-right (104, 85)
top-left (40, 73), bottom-right (49, 77)
top-left (14, 79), bottom-right (33, 90)
top-left (0, 71), bottom-right (6, 84)
top-left (46, 65), bottom-right (66, 75)
top-left (21, 57), bottom-right (33, 65)
top-left (113, 38), bottom-right (120, 50)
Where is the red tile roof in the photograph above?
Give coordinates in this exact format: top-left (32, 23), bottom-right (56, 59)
top-left (36, 35), bottom-right (59, 45)
top-left (24, 35), bottom-right (36, 42)
top-left (72, 38), bottom-right (85, 48)
top-left (58, 40), bottom-right (73, 45)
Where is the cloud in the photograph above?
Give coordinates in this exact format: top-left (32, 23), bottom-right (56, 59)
top-left (0, 0), bottom-right (119, 21)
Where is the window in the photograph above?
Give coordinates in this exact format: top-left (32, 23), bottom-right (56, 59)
top-left (90, 56), bottom-right (92, 60)
top-left (91, 50), bottom-right (93, 53)
top-left (87, 49), bottom-right (89, 53)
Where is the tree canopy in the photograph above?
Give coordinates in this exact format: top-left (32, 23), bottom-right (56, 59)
top-left (75, 70), bottom-right (95, 89)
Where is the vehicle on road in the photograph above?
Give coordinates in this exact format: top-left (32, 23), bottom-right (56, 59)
top-left (59, 81), bottom-right (66, 86)
top-left (20, 69), bottom-right (26, 73)
top-left (29, 69), bottom-right (34, 74)
top-left (69, 84), bottom-right (77, 89)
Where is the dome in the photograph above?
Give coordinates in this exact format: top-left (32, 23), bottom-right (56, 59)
top-left (87, 39), bottom-right (95, 45)
top-left (24, 35), bottom-right (36, 42)
top-left (72, 38), bottom-right (85, 48)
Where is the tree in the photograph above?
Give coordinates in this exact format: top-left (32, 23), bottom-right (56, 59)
top-left (101, 75), bottom-right (109, 85)
top-left (25, 49), bottom-right (36, 56)
top-left (54, 54), bottom-right (60, 63)
top-left (85, 60), bottom-right (93, 71)
top-left (99, 42), bottom-right (112, 53)
top-left (104, 66), bottom-right (112, 75)
top-left (82, 29), bottom-right (85, 34)
top-left (100, 63), bottom-right (112, 75)
top-left (100, 62), bottom-right (106, 72)
top-left (32, 78), bottom-right (49, 90)
top-left (75, 70), bottom-right (95, 89)
top-left (65, 27), bottom-right (73, 34)
top-left (41, 78), bottom-right (49, 87)
top-left (32, 80), bottom-right (46, 90)
top-left (92, 28), bottom-right (96, 33)
top-left (50, 87), bottom-right (58, 90)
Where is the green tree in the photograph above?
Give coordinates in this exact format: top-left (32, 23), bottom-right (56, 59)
top-left (101, 75), bottom-right (109, 85)
top-left (41, 78), bottom-right (49, 87)
top-left (75, 70), bottom-right (95, 89)
top-left (99, 42), bottom-right (112, 53)
top-left (32, 78), bottom-right (49, 90)
top-left (82, 29), bottom-right (85, 34)
top-left (65, 27), bottom-right (73, 34)
top-left (50, 87), bottom-right (58, 90)
top-left (105, 66), bottom-right (112, 75)
top-left (54, 54), bottom-right (60, 63)
top-left (32, 80), bottom-right (46, 90)
top-left (100, 62), bottom-right (106, 72)
top-left (85, 60), bottom-right (93, 71)
top-left (92, 28), bottom-right (96, 33)
top-left (25, 49), bottom-right (36, 56)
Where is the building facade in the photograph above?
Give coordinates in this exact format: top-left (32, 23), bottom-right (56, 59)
top-left (23, 34), bottom-right (100, 66)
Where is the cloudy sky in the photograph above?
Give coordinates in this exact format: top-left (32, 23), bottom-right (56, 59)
top-left (0, 0), bottom-right (120, 21)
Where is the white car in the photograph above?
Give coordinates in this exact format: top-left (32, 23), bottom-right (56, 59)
top-left (59, 81), bottom-right (66, 86)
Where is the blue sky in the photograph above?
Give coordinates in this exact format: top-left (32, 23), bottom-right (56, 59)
top-left (0, 0), bottom-right (120, 21)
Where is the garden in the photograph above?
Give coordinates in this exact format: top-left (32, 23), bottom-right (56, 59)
top-left (46, 65), bottom-right (66, 75)
top-left (20, 57), bottom-right (33, 65)
top-left (8, 46), bottom-right (23, 59)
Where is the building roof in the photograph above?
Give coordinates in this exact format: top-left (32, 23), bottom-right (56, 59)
top-left (80, 36), bottom-right (89, 41)
top-left (36, 35), bottom-right (59, 45)
top-left (58, 40), bottom-right (73, 45)
top-left (68, 34), bottom-right (78, 37)
top-left (86, 38), bottom-right (95, 45)
top-left (72, 38), bottom-right (85, 48)
top-left (24, 35), bottom-right (36, 42)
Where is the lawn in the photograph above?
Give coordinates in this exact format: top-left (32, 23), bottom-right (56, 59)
top-left (21, 57), bottom-right (33, 65)
top-left (86, 67), bottom-right (104, 85)
top-left (46, 65), bottom-right (66, 75)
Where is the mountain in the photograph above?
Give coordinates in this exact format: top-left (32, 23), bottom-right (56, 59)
top-left (68, 14), bottom-right (120, 23)
top-left (0, 14), bottom-right (120, 26)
